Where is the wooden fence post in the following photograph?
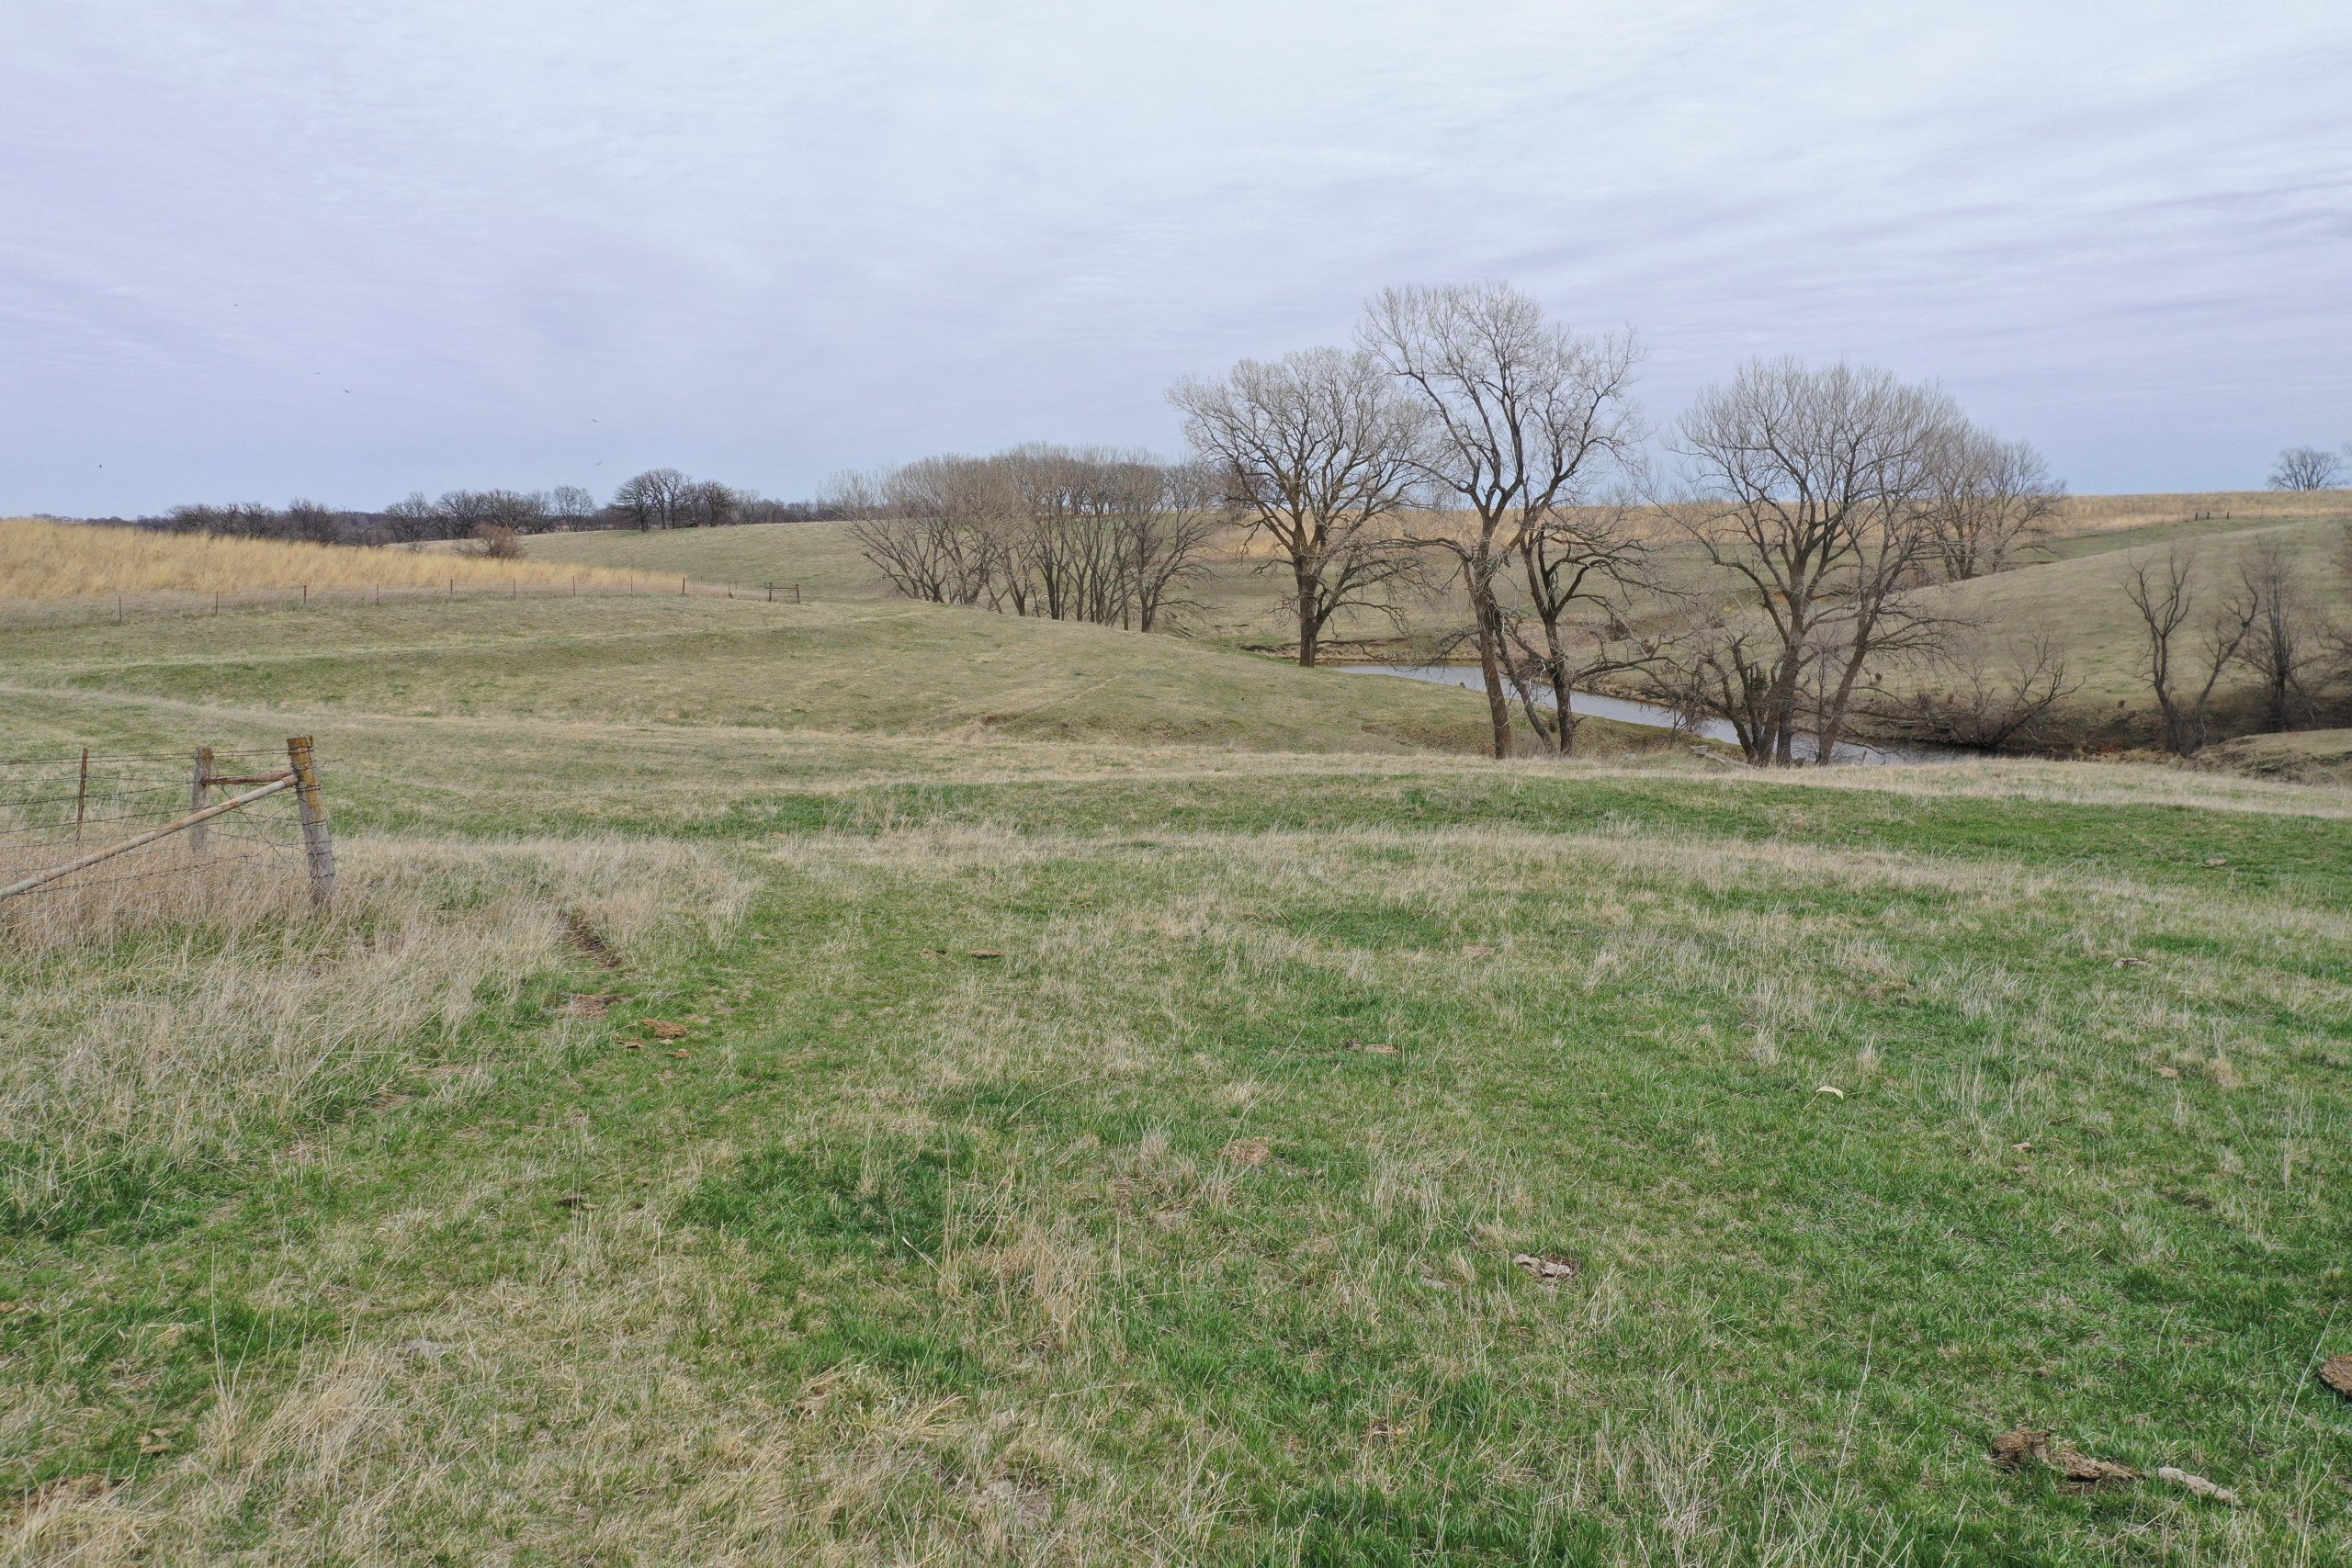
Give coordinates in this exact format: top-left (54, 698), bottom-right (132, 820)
top-left (188, 746), bottom-right (213, 856)
top-left (285, 736), bottom-right (336, 908)
top-left (73, 748), bottom-right (90, 841)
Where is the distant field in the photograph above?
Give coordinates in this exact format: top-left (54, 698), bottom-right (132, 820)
top-left (0, 518), bottom-right (644, 604)
top-left (524, 520), bottom-right (1442, 655)
top-left (0, 592), bottom-right (1651, 758)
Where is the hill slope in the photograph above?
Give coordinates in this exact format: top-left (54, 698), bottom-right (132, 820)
top-left (0, 592), bottom-right (1638, 756)
top-left (6, 680), bottom-right (2350, 1561)
top-left (1907, 512), bottom-right (2352, 745)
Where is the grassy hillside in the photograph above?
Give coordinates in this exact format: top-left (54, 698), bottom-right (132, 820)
top-left (0, 593), bottom-right (1623, 756)
top-left (6, 534), bottom-right (2352, 1562)
top-left (2200, 727), bottom-right (2352, 786)
top-left (525, 521), bottom-right (1412, 655)
top-left (1907, 513), bottom-right (2352, 747)
top-left (6, 674), bottom-right (2351, 1560)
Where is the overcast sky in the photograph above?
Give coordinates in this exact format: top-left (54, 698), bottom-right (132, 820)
top-left (5, 1), bottom-right (2347, 515)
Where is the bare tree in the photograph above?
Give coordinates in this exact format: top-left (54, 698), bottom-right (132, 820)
top-left (2230, 538), bottom-right (2326, 730)
top-left (1169, 346), bottom-right (1425, 664)
top-left (2269, 446), bottom-right (2346, 491)
top-left (547, 485), bottom-right (598, 529)
top-left (1671, 359), bottom-right (1964, 765)
top-left (280, 499), bottom-right (356, 544)
top-left (1360, 282), bottom-right (1643, 758)
top-left (1923, 428), bottom-right (2064, 580)
top-left (1644, 608), bottom-right (1785, 764)
top-left (382, 492), bottom-right (439, 543)
top-left (1125, 460), bottom-right (1219, 633)
top-left (1860, 626), bottom-right (2079, 750)
top-left (2120, 547), bottom-right (2256, 755)
top-left (878, 455), bottom-right (1023, 606)
top-left (1501, 495), bottom-right (1671, 754)
top-left (612, 468), bottom-right (695, 530)
top-left (843, 457), bottom-right (995, 604)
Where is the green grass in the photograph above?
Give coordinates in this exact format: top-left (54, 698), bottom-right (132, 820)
top-left (4, 595), bottom-right (2351, 1562)
top-left (525, 521), bottom-right (1345, 653)
top-left (0, 592), bottom-right (1647, 756)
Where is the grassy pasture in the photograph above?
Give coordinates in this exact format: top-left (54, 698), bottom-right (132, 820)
top-left (0, 592), bottom-right (1639, 756)
top-left (3, 575), bottom-right (2350, 1562)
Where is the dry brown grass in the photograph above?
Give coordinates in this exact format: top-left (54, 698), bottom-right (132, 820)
top-left (0, 832), bottom-right (751, 1237)
top-left (0, 519), bottom-right (643, 601)
top-left (2048, 490), bottom-right (2351, 537)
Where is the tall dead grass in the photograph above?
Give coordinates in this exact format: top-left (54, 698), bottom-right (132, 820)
top-left (2052, 490), bottom-right (2352, 536)
top-left (0, 519), bottom-right (643, 600)
top-left (0, 832), bottom-right (750, 1236)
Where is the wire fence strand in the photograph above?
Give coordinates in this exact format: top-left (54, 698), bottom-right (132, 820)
top-left (1, 746), bottom-right (317, 908)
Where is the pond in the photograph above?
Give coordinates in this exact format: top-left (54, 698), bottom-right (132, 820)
top-left (1340, 664), bottom-right (1964, 766)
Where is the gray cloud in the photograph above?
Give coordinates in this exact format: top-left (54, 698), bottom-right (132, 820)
top-left (3, 0), bottom-right (2347, 513)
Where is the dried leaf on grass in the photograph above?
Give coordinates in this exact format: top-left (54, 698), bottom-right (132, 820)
top-left (2155, 1467), bottom-right (2241, 1506)
top-left (1989, 1428), bottom-right (2138, 1487)
top-left (137, 1428), bottom-right (175, 1456)
top-left (1220, 1137), bottom-right (1270, 1168)
top-left (1511, 1253), bottom-right (1579, 1286)
top-left (1345, 1039), bottom-right (1401, 1056)
top-left (2319, 1354), bottom-right (2352, 1398)
top-left (645, 1020), bottom-right (690, 1040)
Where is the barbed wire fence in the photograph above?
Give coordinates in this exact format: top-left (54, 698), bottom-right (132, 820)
top-left (0, 738), bottom-right (335, 926)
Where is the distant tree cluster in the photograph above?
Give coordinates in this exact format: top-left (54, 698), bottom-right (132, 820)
top-left (833, 446), bottom-right (1218, 633)
top-left (141, 470), bottom-right (839, 547)
top-left (2269, 445), bottom-right (2349, 491)
top-left (2116, 535), bottom-right (2352, 756)
top-left (1170, 283), bottom-right (2066, 763)
top-left (840, 281), bottom-right (2088, 765)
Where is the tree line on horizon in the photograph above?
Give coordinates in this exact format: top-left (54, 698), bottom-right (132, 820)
top-left (131, 468), bottom-right (842, 548)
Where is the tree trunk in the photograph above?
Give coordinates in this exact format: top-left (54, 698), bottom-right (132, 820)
top-left (1473, 593), bottom-right (1512, 759)
top-left (1766, 651), bottom-right (1803, 766)
top-left (1295, 567), bottom-right (1319, 667)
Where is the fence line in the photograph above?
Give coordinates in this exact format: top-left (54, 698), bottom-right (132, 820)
top-left (0, 737), bottom-right (333, 908)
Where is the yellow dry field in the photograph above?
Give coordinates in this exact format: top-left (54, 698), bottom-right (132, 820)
top-left (0, 519), bottom-right (646, 603)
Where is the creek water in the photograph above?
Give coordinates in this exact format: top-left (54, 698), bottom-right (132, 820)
top-left (1340, 664), bottom-right (1962, 766)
